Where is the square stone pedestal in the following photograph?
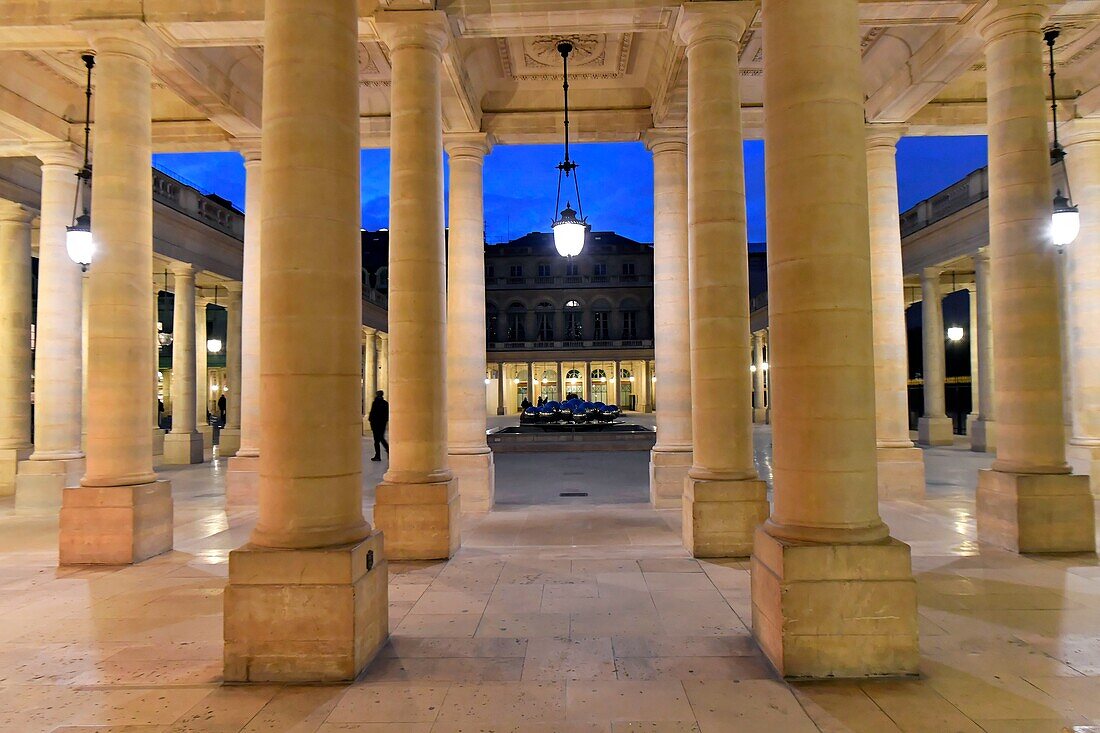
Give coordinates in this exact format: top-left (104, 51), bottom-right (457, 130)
top-left (0, 447), bottom-right (31, 497)
top-left (1067, 444), bottom-right (1099, 498)
top-left (374, 479), bottom-right (459, 560)
top-left (15, 457), bottom-right (85, 512)
top-left (152, 428), bottom-right (165, 466)
top-left (876, 446), bottom-right (925, 500)
top-left (969, 418), bottom-right (996, 453)
top-left (59, 481), bottom-right (174, 565)
top-left (219, 428), bottom-right (242, 458)
top-left (164, 432), bottom-right (204, 465)
top-left (199, 424), bottom-right (214, 462)
top-left (224, 531), bottom-right (389, 683)
top-left (976, 469), bottom-right (1095, 553)
top-left (750, 528), bottom-right (919, 679)
top-left (226, 455), bottom-right (260, 505)
top-left (753, 407), bottom-right (769, 424)
top-left (649, 449), bottom-right (691, 509)
top-left (682, 476), bottom-right (769, 558)
top-left (917, 416), bottom-right (954, 446)
top-left (449, 451), bottom-right (494, 514)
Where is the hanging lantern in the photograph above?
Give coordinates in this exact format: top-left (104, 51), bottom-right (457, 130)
top-left (67, 54), bottom-right (96, 271)
top-left (550, 41), bottom-right (591, 258)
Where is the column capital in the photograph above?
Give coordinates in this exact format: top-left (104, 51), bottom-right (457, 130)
top-left (921, 265), bottom-right (944, 281)
top-left (643, 128), bottom-right (687, 155)
top-left (676, 2), bottom-right (756, 49)
top-left (865, 124), bottom-right (907, 151)
top-left (232, 137), bottom-right (262, 162)
top-left (974, 246), bottom-right (991, 263)
top-left (170, 262), bottom-right (196, 278)
top-left (223, 281), bottom-right (244, 295)
top-left (0, 200), bottom-right (34, 224)
top-left (1061, 118), bottom-right (1100, 147)
top-left (364, 326), bottom-right (377, 337)
top-left (81, 20), bottom-right (163, 64)
top-left (976, 2), bottom-right (1051, 44)
top-left (444, 133), bottom-right (494, 161)
top-left (28, 142), bottom-right (84, 170)
top-left (378, 332), bottom-right (389, 342)
top-left (374, 10), bottom-right (450, 55)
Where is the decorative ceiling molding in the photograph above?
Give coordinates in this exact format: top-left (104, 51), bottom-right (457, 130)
top-left (497, 33), bottom-right (633, 82)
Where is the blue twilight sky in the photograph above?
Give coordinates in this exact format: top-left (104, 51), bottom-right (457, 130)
top-left (153, 135), bottom-right (988, 245)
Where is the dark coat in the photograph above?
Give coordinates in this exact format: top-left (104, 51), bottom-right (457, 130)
top-left (368, 397), bottom-right (389, 431)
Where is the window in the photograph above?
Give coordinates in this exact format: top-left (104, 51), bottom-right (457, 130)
top-left (537, 263), bottom-right (552, 277)
top-left (536, 302), bottom-right (554, 341)
top-left (485, 265), bottom-right (495, 278)
top-left (507, 306), bottom-right (526, 341)
top-left (565, 299), bottom-right (580, 308)
top-left (593, 263), bottom-right (607, 277)
top-left (622, 311), bottom-right (637, 339)
top-left (565, 261), bottom-right (579, 276)
top-left (622, 262), bottom-right (636, 275)
top-left (565, 312), bottom-right (582, 340)
top-left (593, 311), bottom-right (610, 340)
top-left (486, 311), bottom-right (499, 342)
top-left (509, 264), bottom-right (523, 278)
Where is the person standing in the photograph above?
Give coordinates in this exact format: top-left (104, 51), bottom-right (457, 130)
top-left (368, 390), bottom-right (389, 461)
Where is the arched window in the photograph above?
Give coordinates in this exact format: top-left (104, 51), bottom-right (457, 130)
top-left (564, 299), bottom-right (582, 341)
top-left (535, 302), bottom-right (554, 341)
top-left (486, 302), bottom-right (499, 343)
top-left (506, 303), bottom-right (526, 341)
top-left (590, 368), bottom-right (607, 381)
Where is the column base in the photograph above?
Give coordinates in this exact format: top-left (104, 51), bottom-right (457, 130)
top-left (976, 469), bottom-right (1095, 553)
top-left (917, 416), bottom-right (953, 446)
top-left (875, 446), bottom-right (925, 500)
top-left (750, 527), bottom-right (919, 679)
top-left (682, 476), bottom-right (770, 558)
top-left (59, 481), bottom-right (174, 565)
top-left (1066, 443), bottom-right (1100, 498)
top-left (163, 432), bottom-right (204, 465)
top-left (0, 447), bottom-right (32, 497)
top-left (224, 531), bottom-right (388, 683)
top-left (226, 455), bottom-right (260, 505)
top-left (753, 408), bottom-right (769, 424)
top-left (374, 478), bottom-right (460, 560)
top-left (219, 428), bottom-right (242, 458)
top-left (649, 448), bottom-right (692, 509)
top-left (448, 451), bottom-right (494, 514)
top-left (152, 428), bottom-right (165, 466)
top-left (199, 424), bottom-right (214, 462)
top-left (970, 418), bottom-right (996, 452)
top-left (15, 457), bottom-right (85, 513)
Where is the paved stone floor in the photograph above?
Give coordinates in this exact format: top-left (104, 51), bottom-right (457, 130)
top-left (0, 428), bottom-right (1099, 731)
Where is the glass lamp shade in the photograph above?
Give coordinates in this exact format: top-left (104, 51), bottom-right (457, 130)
top-left (65, 214), bottom-right (94, 271)
top-left (1052, 191), bottom-right (1080, 247)
top-left (206, 338), bottom-right (223, 354)
top-left (947, 326), bottom-right (965, 342)
top-left (157, 332), bottom-right (173, 348)
top-left (552, 205), bottom-right (588, 257)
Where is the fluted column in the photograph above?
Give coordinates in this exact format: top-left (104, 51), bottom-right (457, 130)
top-left (917, 267), bottom-right (953, 446)
top-left (362, 327), bottom-right (377, 436)
top-left (0, 201), bottom-right (34, 498)
top-left (163, 264), bottom-right (203, 465)
top-left (219, 282), bottom-right (243, 457)
top-left (974, 2), bottom-right (1093, 553)
top-left (61, 30), bottom-right (173, 565)
top-left (373, 11), bottom-right (459, 560)
top-left (866, 127), bottom-right (926, 497)
top-left (752, 0), bottom-right (918, 678)
top-left (1063, 121), bottom-right (1100, 495)
top-left (751, 332), bottom-right (766, 420)
top-left (676, 4), bottom-right (767, 559)
top-left (644, 129), bottom-right (693, 509)
top-left (225, 147), bottom-right (261, 501)
top-left (445, 133), bottom-right (494, 513)
top-left (224, 0), bottom-right (385, 684)
top-left (194, 294), bottom-right (213, 460)
top-left (970, 249), bottom-right (996, 451)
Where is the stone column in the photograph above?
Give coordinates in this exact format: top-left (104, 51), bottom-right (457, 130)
top-left (752, 0), bottom-right (918, 678)
top-left (677, 4), bottom-right (768, 558)
top-left (752, 332), bottom-right (766, 422)
top-left (496, 362), bottom-right (505, 415)
top-left (0, 201), bottom-right (34, 498)
top-left (151, 284), bottom-right (165, 466)
top-left (16, 150), bottom-right (86, 510)
top-left (60, 31), bottom-right (173, 565)
top-left (218, 282), bottom-right (243, 456)
top-left (163, 264), bottom-right (203, 465)
top-left (645, 129), bottom-right (693, 508)
top-left (194, 295), bottom-right (213, 461)
top-left (445, 133), bottom-right (494, 513)
top-left (866, 127), bottom-right (926, 497)
top-left (223, 0), bottom-right (387, 683)
top-left (1064, 121), bottom-right (1100, 495)
top-left (974, 3), bottom-right (1094, 552)
top-left (970, 249), bottom-right (996, 451)
top-left (362, 327), bottom-right (377, 436)
top-left (965, 283), bottom-right (979, 432)
top-left (372, 11), bottom-right (458, 560)
top-left (917, 267), bottom-right (953, 445)
top-left (378, 333), bottom-right (389, 395)
top-left (226, 147), bottom-right (262, 502)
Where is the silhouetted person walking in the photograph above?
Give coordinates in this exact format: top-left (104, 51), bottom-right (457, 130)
top-left (368, 390), bottom-right (389, 461)
top-left (217, 392), bottom-right (227, 426)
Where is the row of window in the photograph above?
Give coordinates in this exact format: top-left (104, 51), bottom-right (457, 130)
top-left (489, 262), bottom-right (637, 278)
top-left (487, 310), bottom-right (639, 341)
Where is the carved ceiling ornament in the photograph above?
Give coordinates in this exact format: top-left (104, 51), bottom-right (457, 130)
top-left (497, 33), bottom-right (633, 81)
